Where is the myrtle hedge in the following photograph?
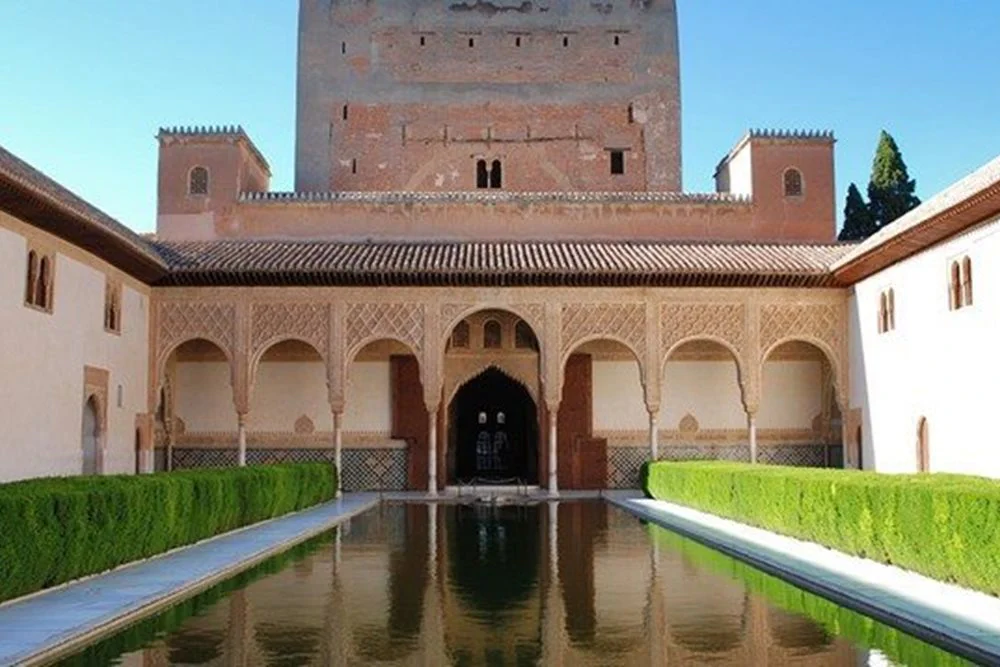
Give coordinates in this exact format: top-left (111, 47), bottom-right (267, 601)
top-left (0, 463), bottom-right (337, 602)
top-left (642, 461), bottom-right (1000, 595)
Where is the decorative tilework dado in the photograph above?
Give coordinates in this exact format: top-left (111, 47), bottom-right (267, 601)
top-left (172, 448), bottom-right (337, 469)
top-left (341, 448), bottom-right (408, 491)
top-left (606, 444), bottom-right (843, 489)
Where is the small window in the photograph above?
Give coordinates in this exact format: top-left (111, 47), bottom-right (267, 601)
top-left (887, 289), bottom-right (895, 331)
top-left (562, 36), bottom-right (569, 47)
top-left (342, 104), bottom-right (348, 121)
top-left (351, 158), bottom-right (357, 175)
top-left (469, 37), bottom-right (475, 48)
top-left (515, 36), bottom-right (521, 47)
top-left (420, 35), bottom-right (426, 47)
top-left (489, 160), bottom-right (502, 189)
top-left (189, 166), bottom-right (209, 196)
top-left (877, 289), bottom-right (895, 334)
top-left (613, 35), bottom-right (620, 46)
top-left (627, 104), bottom-right (634, 124)
top-left (36, 255), bottom-right (51, 310)
top-left (341, 41), bottom-right (346, 55)
top-left (476, 159), bottom-right (489, 189)
top-left (783, 168), bottom-right (803, 197)
top-left (105, 281), bottom-right (122, 334)
top-left (515, 320), bottom-right (538, 351)
top-left (25, 250), bottom-right (37, 305)
top-left (484, 320), bottom-right (502, 349)
top-left (949, 261), bottom-right (962, 310)
top-left (961, 256), bottom-right (973, 307)
top-left (450, 321), bottom-right (470, 349)
top-left (610, 150), bottom-right (625, 175)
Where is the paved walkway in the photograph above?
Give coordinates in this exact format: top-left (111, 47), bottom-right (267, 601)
top-left (0, 494), bottom-right (378, 667)
top-left (610, 496), bottom-right (1000, 665)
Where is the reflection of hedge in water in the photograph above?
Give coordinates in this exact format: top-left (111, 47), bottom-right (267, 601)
top-left (647, 525), bottom-right (972, 666)
top-left (448, 504), bottom-right (540, 615)
top-left (56, 532), bottom-right (335, 667)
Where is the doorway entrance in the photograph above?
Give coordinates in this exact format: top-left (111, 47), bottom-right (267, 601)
top-left (449, 368), bottom-right (538, 485)
top-left (82, 396), bottom-right (100, 475)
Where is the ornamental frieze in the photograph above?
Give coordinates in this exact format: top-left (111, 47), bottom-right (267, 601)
top-left (250, 302), bottom-right (329, 360)
top-left (660, 303), bottom-right (746, 361)
top-left (560, 302), bottom-right (646, 359)
top-left (158, 301), bottom-right (236, 361)
top-left (345, 302), bottom-right (424, 356)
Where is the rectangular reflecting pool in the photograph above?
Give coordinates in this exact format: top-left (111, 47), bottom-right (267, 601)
top-left (61, 501), bottom-right (970, 666)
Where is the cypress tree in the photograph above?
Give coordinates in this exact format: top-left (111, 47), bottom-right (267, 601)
top-left (867, 130), bottom-right (920, 229)
top-left (838, 183), bottom-right (878, 241)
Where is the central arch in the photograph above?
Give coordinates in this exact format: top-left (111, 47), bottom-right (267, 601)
top-left (448, 368), bottom-right (538, 485)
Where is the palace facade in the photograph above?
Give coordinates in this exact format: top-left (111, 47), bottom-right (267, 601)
top-left (2, 0), bottom-right (998, 489)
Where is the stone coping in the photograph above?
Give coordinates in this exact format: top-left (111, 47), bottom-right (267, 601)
top-left (0, 494), bottom-right (378, 667)
top-left (610, 496), bottom-right (1000, 665)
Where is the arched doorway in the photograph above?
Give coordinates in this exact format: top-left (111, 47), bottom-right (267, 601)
top-left (449, 368), bottom-right (538, 484)
top-left (82, 395), bottom-right (100, 475)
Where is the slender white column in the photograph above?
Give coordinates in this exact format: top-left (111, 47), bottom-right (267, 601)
top-left (748, 412), bottom-right (758, 464)
top-left (547, 408), bottom-right (559, 495)
top-left (332, 410), bottom-right (343, 498)
top-left (428, 406), bottom-right (438, 495)
top-left (648, 409), bottom-right (659, 462)
top-left (237, 412), bottom-right (248, 467)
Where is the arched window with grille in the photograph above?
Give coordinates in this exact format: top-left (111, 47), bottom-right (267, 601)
top-left (483, 320), bottom-right (502, 349)
top-left (450, 320), bottom-right (470, 349)
top-left (189, 166), bottom-right (209, 195)
top-left (490, 160), bottom-right (502, 189)
top-left (961, 256), bottom-right (973, 307)
top-left (514, 320), bottom-right (538, 351)
top-left (476, 160), bottom-right (488, 189)
top-left (783, 168), bottom-right (803, 197)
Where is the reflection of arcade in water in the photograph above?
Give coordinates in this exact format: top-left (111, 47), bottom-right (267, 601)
top-left (449, 368), bottom-right (538, 485)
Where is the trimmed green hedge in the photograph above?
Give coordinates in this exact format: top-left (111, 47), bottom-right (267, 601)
top-left (0, 463), bottom-right (337, 602)
top-left (642, 461), bottom-right (1000, 595)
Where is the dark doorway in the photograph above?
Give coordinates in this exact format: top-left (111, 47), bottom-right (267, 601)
top-left (449, 368), bottom-right (537, 484)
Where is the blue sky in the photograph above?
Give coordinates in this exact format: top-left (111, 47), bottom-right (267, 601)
top-left (1, 1), bottom-right (998, 234)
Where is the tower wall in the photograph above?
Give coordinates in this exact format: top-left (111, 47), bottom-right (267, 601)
top-left (295, 0), bottom-right (682, 193)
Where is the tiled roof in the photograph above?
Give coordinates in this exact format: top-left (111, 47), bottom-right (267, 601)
top-left (151, 239), bottom-right (852, 287)
top-left (0, 146), bottom-right (167, 280)
top-left (239, 190), bottom-right (750, 205)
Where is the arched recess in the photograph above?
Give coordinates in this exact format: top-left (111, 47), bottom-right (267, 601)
top-left (559, 337), bottom-right (644, 489)
top-left (760, 339), bottom-right (843, 468)
top-left (346, 337), bottom-right (424, 491)
top-left (443, 309), bottom-right (543, 487)
top-left (249, 339), bottom-right (328, 458)
top-left (159, 338), bottom-right (235, 469)
top-left (81, 394), bottom-right (103, 475)
top-left (661, 338), bottom-right (747, 457)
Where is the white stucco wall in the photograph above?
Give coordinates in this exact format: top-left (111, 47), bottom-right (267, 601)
top-left (175, 359), bottom-right (391, 434)
top-left (593, 358), bottom-right (820, 433)
top-left (0, 218), bottom-right (149, 482)
top-left (849, 214), bottom-right (1000, 476)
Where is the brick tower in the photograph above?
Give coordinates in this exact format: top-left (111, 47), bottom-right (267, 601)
top-left (295, 0), bottom-right (682, 193)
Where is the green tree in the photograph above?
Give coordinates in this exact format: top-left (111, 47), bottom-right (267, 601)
top-left (867, 130), bottom-right (920, 229)
top-left (838, 182), bottom-right (878, 241)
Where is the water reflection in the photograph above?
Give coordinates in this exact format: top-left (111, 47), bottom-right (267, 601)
top-left (74, 501), bottom-right (967, 666)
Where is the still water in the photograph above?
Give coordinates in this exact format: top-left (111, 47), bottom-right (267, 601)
top-left (62, 501), bottom-right (968, 666)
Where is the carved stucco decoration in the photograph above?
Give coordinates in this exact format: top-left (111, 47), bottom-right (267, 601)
top-left (440, 302), bottom-right (545, 341)
top-left (660, 303), bottom-right (746, 363)
top-left (294, 415), bottom-right (315, 435)
top-left (345, 302), bottom-right (424, 358)
top-left (158, 302), bottom-right (236, 364)
top-left (251, 303), bottom-right (329, 361)
top-left (444, 355), bottom-right (540, 406)
top-left (561, 303), bottom-right (646, 362)
top-left (759, 302), bottom-right (846, 407)
top-left (678, 413), bottom-right (700, 435)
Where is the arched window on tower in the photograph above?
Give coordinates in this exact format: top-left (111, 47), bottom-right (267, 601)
top-left (189, 166), bottom-right (209, 196)
top-left (783, 168), bottom-right (803, 197)
top-left (483, 320), bottom-right (502, 349)
top-left (490, 160), bottom-right (502, 189)
top-left (961, 256), bottom-right (973, 307)
top-left (25, 250), bottom-right (37, 305)
top-left (514, 320), bottom-right (538, 351)
top-left (476, 160), bottom-right (489, 189)
top-left (450, 320), bottom-right (470, 349)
